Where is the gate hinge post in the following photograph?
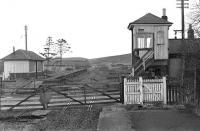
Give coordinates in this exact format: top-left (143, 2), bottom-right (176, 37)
top-left (163, 77), bottom-right (167, 104)
top-left (124, 78), bottom-right (127, 105)
top-left (139, 77), bottom-right (143, 105)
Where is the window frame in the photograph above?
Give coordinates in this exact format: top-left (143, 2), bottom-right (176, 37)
top-left (135, 33), bottom-right (154, 49)
top-left (157, 31), bottom-right (164, 45)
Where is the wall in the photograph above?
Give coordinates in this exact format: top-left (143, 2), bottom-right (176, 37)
top-left (29, 61), bottom-right (36, 72)
top-left (139, 50), bottom-right (147, 58)
top-left (37, 61), bottom-right (43, 72)
top-left (10, 72), bottom-right (44, 80)
top-left (168, 58), bottom-right (182, 80)
top-left (4, 60), bottom-right (29, 79)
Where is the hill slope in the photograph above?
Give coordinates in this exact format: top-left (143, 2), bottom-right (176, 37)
top-left (0, 54), bottom-right (132, 74)
top-left (89, 53), bottom-right (131, 65)
top-left (47, 57), bottom-right (90, 69)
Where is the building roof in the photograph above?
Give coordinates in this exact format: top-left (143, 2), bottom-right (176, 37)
top-left (169, 39), bottom-right (200, 55)
top-left (128, 13), bottom-right (173, 30)
top-left (2, 49), bottom-right (45, 61)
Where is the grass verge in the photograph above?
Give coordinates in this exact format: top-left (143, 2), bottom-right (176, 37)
top-left (35, 106), bottom-right (102, 131)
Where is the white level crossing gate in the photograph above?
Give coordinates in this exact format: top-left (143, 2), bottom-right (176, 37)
top-left (124, 77), bottom-right (167, 105)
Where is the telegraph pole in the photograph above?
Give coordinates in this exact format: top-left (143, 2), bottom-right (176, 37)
top-left (176, 0), bottom-right (189, 88)
top-left (176, 0), bottom-right (189, 39)
top-left (181, 0), bottom-right (185, 39)
top-left (25, 25), bottom-right (28, 50)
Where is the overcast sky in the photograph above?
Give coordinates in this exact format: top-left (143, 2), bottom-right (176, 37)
top-left (0, 0), bottom-right (197, 59)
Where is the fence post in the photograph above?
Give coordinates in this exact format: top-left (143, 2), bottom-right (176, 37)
top-left (131, 68), bottom-right (135, 76)
top-left (124, 78), bottom-right (127, 105)
top-left (34, 79), bottom-right (35, 88)
top-left (163, 77), bottom-right (167, 104)
top-left (83, 85), bottom-right (87, 104)
top-left (120, 76), bottom-right (125, 104)
top-left (139, 77), bottom-right (143, 105)
top-left (194, 65), bottom-right (197, 102)
top-left (0, 77), bottom-right (2, 111)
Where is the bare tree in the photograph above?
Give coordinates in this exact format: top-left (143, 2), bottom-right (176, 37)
top-left (189, 2), bottom-right (200, 37)
top-left (54, 38), bottom-right (71, 66)
top-left (40, 37), bottom-right (57, 71)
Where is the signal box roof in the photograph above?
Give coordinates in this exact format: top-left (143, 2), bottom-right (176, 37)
top-left (128, 13), bottom-right (172, 30)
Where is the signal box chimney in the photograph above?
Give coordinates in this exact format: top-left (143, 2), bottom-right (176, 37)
top-left (161, 8), bottom-right (168, 21)
top-left (25, 25), bottom-right (28, 51)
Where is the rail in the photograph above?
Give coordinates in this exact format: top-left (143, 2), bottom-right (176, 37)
top-left (1, 83), bottom-right (121, 111)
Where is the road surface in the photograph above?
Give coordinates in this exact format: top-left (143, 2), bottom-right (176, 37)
top-left (129, 109), bottom-right (200, 131)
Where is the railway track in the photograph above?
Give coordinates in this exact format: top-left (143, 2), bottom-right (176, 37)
top-left (0, 68), bottom-right (123, 111)
top-left (0, 87), bottom-right (120, 110)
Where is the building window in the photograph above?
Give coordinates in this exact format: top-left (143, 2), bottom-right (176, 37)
top-left (147, 37), bottom-right (152, 48)
top-left (157, 31), bottom-right (164, 45)
top-left (136, 33), bottom-right (153, 49)
top-left (137, 37), bottom-right (145, 48)
top-left (138, 29), bottom-right (144, 33)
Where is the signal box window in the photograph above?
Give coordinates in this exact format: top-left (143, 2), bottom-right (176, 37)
top-left (136, 33), bottom-right (153, 49)
top-left (157, 31), bottom-right (164, 45)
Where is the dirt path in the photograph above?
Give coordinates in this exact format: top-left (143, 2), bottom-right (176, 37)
top-left (73, 68), bottom-right (111, 83)
top-left (129, 109), bottom-right (200, 131)
top-left (97, 104), bottom-right (133, 131)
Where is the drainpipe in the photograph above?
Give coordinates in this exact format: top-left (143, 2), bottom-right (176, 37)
top-left (35, 61), bottom-right (38, 79)
top-left (131, 29), bottom-right (134, 67)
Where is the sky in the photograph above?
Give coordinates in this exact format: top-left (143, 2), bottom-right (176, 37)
top-left (0, 0), bottom-right (198, 59)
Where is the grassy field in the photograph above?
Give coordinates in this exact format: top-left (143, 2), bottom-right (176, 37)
top-left (0, 106), bottom-right (102, 131)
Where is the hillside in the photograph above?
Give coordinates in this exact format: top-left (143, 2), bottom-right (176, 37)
top-left (49, 57), bottom-right (89, 65)
top-left (0, 54), bottom-right (132, 74)
top-left (89, 53), bottom-right (131, 65)
top-left (47, 57), bottom-right (90, 71)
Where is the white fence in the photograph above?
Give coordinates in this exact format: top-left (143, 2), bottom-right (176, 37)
top-left (124, 77), bottom-right (167, 105)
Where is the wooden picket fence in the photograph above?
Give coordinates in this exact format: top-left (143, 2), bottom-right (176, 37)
top-left (123, 76), bottom-right (197, 105)
top-left (167, 84), bottom-right (181, 104)
top-left (167, 82), bottom-right (194, 104)
top-left (123, 77), bottom-right (167, 105)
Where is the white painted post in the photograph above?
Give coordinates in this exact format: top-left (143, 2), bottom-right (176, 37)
top-left (124, 78), bottom-right (127, 105)
top-left (139, 77), bottom-right (143, 105)
top-left (163, 77), bottom-right (167, 104)
top-left (131, 68), bottom-right (135, 76)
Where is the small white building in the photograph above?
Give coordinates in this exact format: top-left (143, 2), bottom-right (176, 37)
top-left (2, 49), bottom-right (45, 79)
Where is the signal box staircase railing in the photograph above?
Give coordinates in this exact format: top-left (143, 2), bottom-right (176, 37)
top-left (133, 49), bottom-right (154, 76)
